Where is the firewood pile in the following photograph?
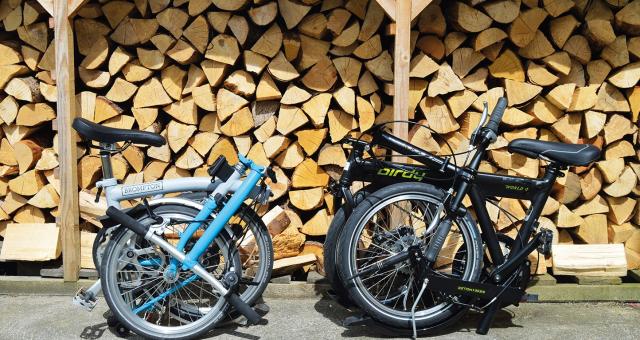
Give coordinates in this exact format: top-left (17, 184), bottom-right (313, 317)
top-left (0, 0), bottom-right (639, 277)
top-left (0, 0), bottom-right (62, 262)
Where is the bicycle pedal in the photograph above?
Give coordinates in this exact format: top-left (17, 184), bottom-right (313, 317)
top-left (255, 302), bottom-right (269, 312)
top-left (73, 288), bottom-right (98, 312)
top-left (537, 228), bottom-right (553, 256)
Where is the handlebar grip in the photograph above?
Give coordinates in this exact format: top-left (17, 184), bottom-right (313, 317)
top-left (106, 206), bottom-right (149, 237)
top-left (485, 97), bottom-right (508, 134)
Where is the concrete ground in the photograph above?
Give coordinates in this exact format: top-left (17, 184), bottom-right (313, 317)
top-left (0, 295), bottom-right (639, 339)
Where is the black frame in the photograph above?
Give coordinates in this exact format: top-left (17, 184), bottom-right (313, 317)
top-left (334, 128), bottom-right (563, 284)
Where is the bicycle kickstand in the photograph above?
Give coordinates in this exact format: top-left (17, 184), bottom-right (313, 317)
top-left (410, 278), bottom-right (429, 340)
top-left (476, 299), bottom-right (501, 335)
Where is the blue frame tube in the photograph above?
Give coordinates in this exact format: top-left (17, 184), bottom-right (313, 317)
top-left (132, 274), bottom-right (199, 314)
top-left (181, 169), bottom-right (264, 270)
top-left (175, 199), bottom-right (218, 252)
top-left (165, 198), bottom-right (217, 276)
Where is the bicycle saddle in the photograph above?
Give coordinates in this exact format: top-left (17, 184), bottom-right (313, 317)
top-left (72, 117), bottom-right (166, 147)
top-left (508, 138), bottom-right (600, 166)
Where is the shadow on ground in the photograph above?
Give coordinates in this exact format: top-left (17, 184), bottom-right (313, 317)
top-left (313, 292), bottom-right (521, 338)
top-left (80, 301), bottom-right (271, 340)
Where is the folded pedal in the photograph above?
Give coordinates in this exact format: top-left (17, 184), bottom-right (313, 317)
top-left (73, 287), bottom-right (98, 312)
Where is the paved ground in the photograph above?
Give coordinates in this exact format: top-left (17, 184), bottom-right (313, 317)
top-left (0, 295), bottom-right (639, 339)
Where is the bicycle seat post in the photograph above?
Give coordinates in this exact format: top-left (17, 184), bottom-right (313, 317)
top-left (99, 142), bottom-right (116, 180)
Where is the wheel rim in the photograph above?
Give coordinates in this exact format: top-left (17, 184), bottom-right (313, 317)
top-left (347, 192), bottom-right (478, 322)
top-left (103, 210), bottom-right (238, 336)
top-left (97, 203), bottom-right (271, 307)
top-left (227, 207), bottom-right (271, 302)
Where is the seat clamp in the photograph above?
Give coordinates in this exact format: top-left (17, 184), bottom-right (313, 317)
top-left (96, 178), bottom-right (118, 189)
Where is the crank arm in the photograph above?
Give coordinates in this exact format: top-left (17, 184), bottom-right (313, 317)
top-left (347, 250), bottom-right (410, 281)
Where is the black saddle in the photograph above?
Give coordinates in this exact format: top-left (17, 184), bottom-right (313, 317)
top-left (72, 118), bottom-right (166, 147)
top-left (508, 139), bottom-right (600, 166)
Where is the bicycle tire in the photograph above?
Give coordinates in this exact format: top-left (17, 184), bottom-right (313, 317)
top-left (92, 197), bottom-right (273, 309)
top-left (100, 204), bottom-right (238, 340)
top-left (324, 187), bottom-right (373, 307)
top-left (337, 182), bottom-right (483, 331)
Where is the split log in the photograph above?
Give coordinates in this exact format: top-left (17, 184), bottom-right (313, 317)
top-left (552, 244), bottom-right (627, 277)
top-left (289, 187), bottom-right (323, 211)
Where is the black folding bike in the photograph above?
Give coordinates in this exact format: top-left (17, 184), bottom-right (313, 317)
top-left (325, 97), bottom-right (600, 336)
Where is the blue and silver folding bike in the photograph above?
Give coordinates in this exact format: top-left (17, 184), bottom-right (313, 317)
top-left (71, 118), bottom-right (274, 339)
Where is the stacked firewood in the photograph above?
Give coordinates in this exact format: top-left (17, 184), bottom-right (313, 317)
top-left (0, 0), bottom-right (60, 256)
top-left (70, 0), bottom-right (401, 274)
top-left (1, 0), bottom-right (639, 275)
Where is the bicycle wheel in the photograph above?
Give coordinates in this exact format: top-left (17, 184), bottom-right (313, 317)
top-left (324, 188), bottom-right (373, 307)
top-left (337, 182), bottom-right (483, 331)
top-left (94, 198), bottom-right (273, 309)
top-left (100, 205), bottom-right (239, 340)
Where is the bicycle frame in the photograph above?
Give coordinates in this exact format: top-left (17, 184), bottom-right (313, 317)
top-left (76, 143), bottom-right (267, 309)
top-left (336, 129), bottom-right (561, 283)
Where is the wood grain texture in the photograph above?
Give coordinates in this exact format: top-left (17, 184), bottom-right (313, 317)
top-left (54, 0), bottom-right (80, 281)
top-left (392, 0), bottom-right (411, 158)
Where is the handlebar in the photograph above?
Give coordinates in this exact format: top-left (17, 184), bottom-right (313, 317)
top-left (485, 97), bottom-right (507, 137)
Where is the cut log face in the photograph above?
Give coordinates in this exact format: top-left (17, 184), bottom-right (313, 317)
top-left (277, 105), bottom-right (308, 136)
top-left (302, 56), bottom-right (338, 91)
top-left (604, 166), bottom-right (637, 197)
top-left (16, 103), bottom-right (55, 126)
top-left (289, 187), bottom-right (323, 210)
top-left (509, 8), bottom-right (548, 47)
top-left (489, 49), bottom-right (525, 81)
top-left (450, 2), bottom-right (492, 33)
top-left (292, 158), bottom-right (329, 189)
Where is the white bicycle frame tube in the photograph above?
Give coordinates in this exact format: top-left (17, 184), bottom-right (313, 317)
top-left (102, 177), bottom-right (219, 208)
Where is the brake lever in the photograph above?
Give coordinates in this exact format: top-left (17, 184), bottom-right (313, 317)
top-left (470, 101), bottom-right (489, 146)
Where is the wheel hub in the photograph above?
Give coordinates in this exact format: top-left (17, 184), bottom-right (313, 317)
top-left (386, 226), bottom-right (420, 275)
top-left (163, 268), bottom-right (179, 283)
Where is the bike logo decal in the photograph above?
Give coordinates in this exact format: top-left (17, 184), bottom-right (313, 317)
top-left (377, 168), bottom-right (426, 181)
top-left (122, 181), bottom-right (163, 196)
top-left (505, 184), bottom-right (529, 192)
top-left (457, 286), bottom-right (486, 295)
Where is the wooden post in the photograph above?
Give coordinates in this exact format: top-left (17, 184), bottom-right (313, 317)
top-left (376, 0), bottom-right (432, 148)
top-left (393, 0), bottom-right (411, 164)
top-left (54, 1), bottom-right (80, 281)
